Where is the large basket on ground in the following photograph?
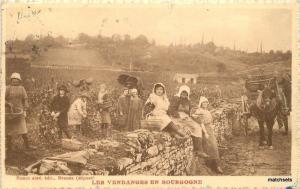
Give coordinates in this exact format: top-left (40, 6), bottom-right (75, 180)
top-left (5, 103), bottom-right (24, 121)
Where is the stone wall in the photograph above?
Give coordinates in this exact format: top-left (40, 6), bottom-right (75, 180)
top-left (24, 104), bottom-right (238, 176)
top-left (25, 130), bottom-right (194, 176)
top-left (87, 130), bottom-right (193, 176)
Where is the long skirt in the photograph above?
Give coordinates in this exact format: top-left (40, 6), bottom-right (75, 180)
top-left (6, 115), bottom-right (28, 136)
top-left (202, 123), bottom-right (219, 160)
top-left (99, 110), bottom-right (111, 124)
top-left (147, 114), bottom-right (172, 131)
top-left (172, 117), bottom-right (203, 137)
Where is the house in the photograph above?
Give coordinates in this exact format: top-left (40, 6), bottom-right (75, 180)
top-left (174, 73), bottom-right (198, 84)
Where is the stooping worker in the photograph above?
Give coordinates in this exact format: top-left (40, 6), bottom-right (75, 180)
top-left (68, 92), bottom-right (89, 136)
top-left (6, 72), bottom-right (36, 152)
top-left (169, 85), bottom-right (209, 158)
top-left (144, 83), bottom-right (187, 138)
top-left (98, 83), bottom-right (113, 138)
top-left (50, 85), bottom-right (72, 139)
top-left (192, 96), bottom-right (223, 174)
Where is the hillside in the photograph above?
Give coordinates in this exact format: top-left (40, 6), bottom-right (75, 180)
top-left (29, 46), bottom-right (249, 74)
top-left (32, 47), bottom-right (107, 67)
top-left (6, 34), bottom-right (291, 74)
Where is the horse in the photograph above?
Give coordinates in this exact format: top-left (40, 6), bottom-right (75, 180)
top-left (242, 77), bottom-right (288, 149)
top-left (249, 87), bottom-right (279, 149)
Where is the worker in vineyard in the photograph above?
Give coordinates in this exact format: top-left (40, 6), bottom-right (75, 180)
top-left (126, 88), bottom-right (144, 131)
top-left (6, 72), bottom-right (37, 152)
top-left (50, 85), bottom-right (72, 139)
top-left (144, 83), bottom-right (188, 138)
top-left (169, 85), bottom-right (209, 158)
top-left (117, 88), bottom-right (130, 130)
top-left (98, 84), bottom-right (113, 138)
top-left (278, 73), bottom-right (291, 112)
top-left (192, 96), bottom-right (223, 174)
top-left (68, 92), bottom-right (89, 136)
top-left (214, 85), bottom-right (222, 106)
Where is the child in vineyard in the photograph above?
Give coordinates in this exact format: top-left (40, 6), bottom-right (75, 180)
top-left (117, 88), bottom-right (130, 130)
top-left (126, 88), bottom-right (143, 131)
top-left (68, 92), bottom-right (89, 136)
top-left (50, 85), bottom-right (72, 139)
top-left (144, 83), bottom-right (187, 138)
top-left (98, 84), bottom-right (113, 138)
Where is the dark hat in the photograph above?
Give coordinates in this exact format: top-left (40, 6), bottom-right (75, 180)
top-left (125, 76), bottom-right (138, 89)
top-left (117, 74), bottom-right (131, 85)
top-left (58, 85), bottom-right (69, 92)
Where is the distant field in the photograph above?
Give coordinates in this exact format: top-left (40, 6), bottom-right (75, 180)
top-left (30, 47), bottom-right (291, 77)
top-left (31, 47), bottom-right (249, 73)
top-left (32, 47), bottom-right (107, 67)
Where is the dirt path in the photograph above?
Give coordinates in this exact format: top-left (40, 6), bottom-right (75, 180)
top-left (220, 130), bottom-right (291, 176)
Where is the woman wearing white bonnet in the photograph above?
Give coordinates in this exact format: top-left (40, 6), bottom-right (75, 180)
top-left (169, 85), bottom-right (209, 158)
top-left (193, 96), bottom-right (223, 174)
top-left (6, 72), bottom-right (36, 152)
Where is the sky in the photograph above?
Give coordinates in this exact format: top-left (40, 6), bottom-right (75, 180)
top-left (4, 5), bottom-right (293, 52)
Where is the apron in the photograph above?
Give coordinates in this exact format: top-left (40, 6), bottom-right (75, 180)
top-left (175, 104), bottom-right (202, 137)
top-left (6, 85), bottom-right (28, 136)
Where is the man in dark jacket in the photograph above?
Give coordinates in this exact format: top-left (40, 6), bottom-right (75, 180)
top-left (279, 73), bottom-right (291, 112)
top-left (50, 85), bottom-right (71, 139)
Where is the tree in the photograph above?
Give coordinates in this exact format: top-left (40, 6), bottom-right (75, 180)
top-left (25, 34), bottom-right (35, 42)
top-left (54, 35), bottom-right (68, 46)
top-left (134, 35), bottom-right (149, 46)
top-left (41, 35), bottom-right (55, 47)
top-left (205, 42), bottom-right (217, 53)
top-left (216, 62), bottom-right (227, 73)
top-left (77, 33), bottom-right (91, 43)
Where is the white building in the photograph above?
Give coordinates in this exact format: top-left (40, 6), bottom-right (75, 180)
top-left (174, 73), bottom-right (198, 84)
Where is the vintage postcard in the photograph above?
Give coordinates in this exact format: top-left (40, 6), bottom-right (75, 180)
top-left (0, 2), bottom-right (299, 188)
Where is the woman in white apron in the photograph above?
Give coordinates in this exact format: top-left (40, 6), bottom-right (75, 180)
top-left (145, 83), bottom-right (187, 137)
top-left (169, 85), bottom-right (209, 158)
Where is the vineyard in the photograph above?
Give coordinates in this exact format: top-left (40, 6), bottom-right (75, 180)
top-left (5, 65), bottom-right (292, 177)
top-left (5, 66), bottom-right (243, 168)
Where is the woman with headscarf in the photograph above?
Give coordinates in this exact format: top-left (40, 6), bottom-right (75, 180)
top-left (6, 73), bottom-right (36, 152)
top-left (192, 96), bottom-right (223, 174)
top-left (98, 84), bottom-right (113, 138)
top-left (126, 88), bottom-right (143, 131)
top-left (169, 85), bottom-right (209, 158)
top-left (145, 83), bottom-right (187, 137)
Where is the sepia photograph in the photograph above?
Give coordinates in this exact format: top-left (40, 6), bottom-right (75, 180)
top-left (2, 4), bottom-right (293, 179)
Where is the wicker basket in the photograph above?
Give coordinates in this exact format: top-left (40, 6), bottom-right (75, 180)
top-left (98, 101), bottom-right (113, 110)
top-left (141, 119), bottom-right (162, 131)
top-left (5, 107), bottom-right (24, 121)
